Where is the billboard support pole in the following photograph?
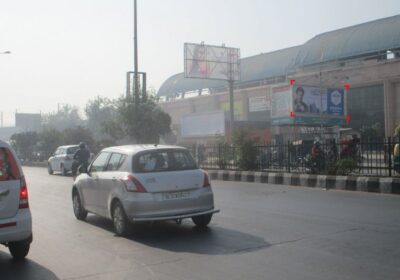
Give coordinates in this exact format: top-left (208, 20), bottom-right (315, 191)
top-left (229, 80), bottom-right (234, 142)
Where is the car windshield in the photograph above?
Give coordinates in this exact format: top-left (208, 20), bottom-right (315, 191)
top-left (134, 149), bottom-right (197, 173)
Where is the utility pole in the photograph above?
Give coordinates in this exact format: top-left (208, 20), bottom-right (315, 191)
top-left (134, 0), bottom-right (139, 106)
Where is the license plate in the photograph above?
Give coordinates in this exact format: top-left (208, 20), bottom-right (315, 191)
top-left (163, 191), bottom-right (190, 200)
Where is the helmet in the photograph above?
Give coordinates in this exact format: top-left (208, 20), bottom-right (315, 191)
top-left (79, 142), bottom-right (86, 149)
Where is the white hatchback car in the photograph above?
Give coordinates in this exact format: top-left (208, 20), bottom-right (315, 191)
top-left (72, 145), bottom-right (219, 235)
top-left (48, 145), bottom-right (79, 176)
top-left (0, 140), bottom-right (32, 260)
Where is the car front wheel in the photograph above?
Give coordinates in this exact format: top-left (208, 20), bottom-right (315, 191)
top-left (61, 164), bottom-right (67, 176)
top-left (72, 191), bottom-right (87, 220)
top-left (112, 201), bottom-right (130, 236)
top-left (192, 214), bottom-right (212, 228)
top-left (9, 241), bottom-right (30, 260)
top-left (48, 164), bottom-right (53, 175)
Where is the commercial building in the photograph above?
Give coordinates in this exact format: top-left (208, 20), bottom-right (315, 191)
top-left (158, 15), bottom-right (400, 144)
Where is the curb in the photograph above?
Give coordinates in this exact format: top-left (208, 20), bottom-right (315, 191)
top-left (22, 162), bottom-right (47, 168)
top-left (207, 170), bottom-right (400, 195)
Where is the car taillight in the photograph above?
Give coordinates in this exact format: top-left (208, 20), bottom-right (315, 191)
top-left (19, 176), bottom-right (29, 209)
top-left (121, 175), bottom-right (147, 193)
top-left (203, 171), bottom-right (211, 188)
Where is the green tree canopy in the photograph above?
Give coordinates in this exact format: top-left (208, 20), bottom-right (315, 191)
top-left (104, 96), bottom-right (171, 144)
top-left (10, 131), bottom-right (39, 160)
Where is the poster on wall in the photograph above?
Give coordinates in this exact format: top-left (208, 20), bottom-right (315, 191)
top-left (271, 86), bottom-right (291, 117)
top-left (327, 88), bottom-right (344, 115)
top-left (292, 86), bottom-right (327, 114)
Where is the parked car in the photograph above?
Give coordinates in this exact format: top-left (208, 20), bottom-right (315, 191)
top-left (0, 140), bottom-right (32, 260)
top-left (48, 145), bottom-right (79, 176)
top-left (72, 145), bottom-right (219, 235)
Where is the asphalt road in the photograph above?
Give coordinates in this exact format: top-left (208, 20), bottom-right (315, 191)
top-left (1, 167), bottom-right (400, 280)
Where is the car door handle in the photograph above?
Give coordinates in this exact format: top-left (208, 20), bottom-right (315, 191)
top-left (112, 177), bottom-right (117, 181)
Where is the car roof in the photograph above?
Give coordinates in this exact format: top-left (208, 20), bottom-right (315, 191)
top-left (57, 145), bottom-right (79, 149)
top-left (101, 144), bottom-right (187, 155)
top-left (0, 140), bottom-right (12, 149)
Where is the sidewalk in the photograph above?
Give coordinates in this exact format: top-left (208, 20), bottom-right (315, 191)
top-left (207, 170), bottom-right (400, 195)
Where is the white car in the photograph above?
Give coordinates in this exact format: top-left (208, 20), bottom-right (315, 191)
top-left (72, 145), bottom-right (219, 235)
top-left (0, 140), bottom-right (32, 260)
top-left (48, 145), bottom-right (79, 176)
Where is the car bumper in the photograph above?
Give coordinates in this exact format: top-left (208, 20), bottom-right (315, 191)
top-left (131, 208), bottom-right (220, 222)
top-left (121, 187), bottom-right (218, 222)
top-left (0, 209), bottom-right (32, 244)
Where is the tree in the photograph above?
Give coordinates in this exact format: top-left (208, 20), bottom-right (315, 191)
top-left (104, 96), bottom-right (171, 144)
top-left (233, 129), bottom-right (258, 170)
top-left (42, 104), bottom-right (83, 131)
top-left (37, 128), bottom-right (64, 158)
top-left (63, 126), bottom-right (96, 151)
top-left (10, 132), bottom-right (39, 160)
top-left (84, 96), bottom-right (117, 140)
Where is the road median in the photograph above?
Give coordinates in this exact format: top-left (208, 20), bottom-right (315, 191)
top-left (207, 170), bottom-right (400, 195)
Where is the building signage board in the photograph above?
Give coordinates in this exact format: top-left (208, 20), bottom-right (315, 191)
top-left (249, 96), bottom-right (271, 112)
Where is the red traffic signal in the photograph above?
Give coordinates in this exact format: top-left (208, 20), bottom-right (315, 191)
top-left (290, 79), bottom-right (296, 85)
top-left (290, 111), bottom-right (295, 118)
top-left (345, 114), bottom-right (351, 123)
top-left (344, 83), bottom-right (350, 90)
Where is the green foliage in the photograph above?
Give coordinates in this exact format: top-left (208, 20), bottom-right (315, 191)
top-left (330, 158), bottom-right (358, 175)
top-left (233, 130), bottom-right (258, 170)
top-left (10, 132), bottom-right (39, 160)
top-left (104, 96), bottom-right (171, 144)
top-left (84, 96), bottom-right (117, 140)
top-left (63, 126), bottom-right (95, 151)
top-left (37, 128), bottom-right (64, 158)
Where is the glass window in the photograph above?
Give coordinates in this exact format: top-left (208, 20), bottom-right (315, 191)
top-left (172, 150), bottom-right (197, 170)
top-left (135, 150), bottom-right (197, 172)
top-left (106, 153), bottom-right (126, 171)
top-left (90, 152), bottom-right (110, 172)
top-left (66, 146), bottom-right (79, 155)
top-left (0, 148), bottom-right (21, 181)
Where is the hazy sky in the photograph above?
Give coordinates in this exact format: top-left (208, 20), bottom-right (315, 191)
top-left (0, 0), bottom-right (399, 126)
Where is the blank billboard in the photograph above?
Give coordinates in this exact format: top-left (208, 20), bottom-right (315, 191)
top-left (181, 111), bottom-right (225, 137)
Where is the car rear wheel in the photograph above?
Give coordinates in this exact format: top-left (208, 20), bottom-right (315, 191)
top-left (112, 201), bottom-right (130, 236)
top-left (192, 214), bottom-right (212, 228)
top-left (60, 164), bottom-right (67, 176)
top-left (48, 164), bottom-right (53, 175)
top-left (72, 191), bottom-right (87, 220)
top-left (9, 241), bottom-right (30, 261)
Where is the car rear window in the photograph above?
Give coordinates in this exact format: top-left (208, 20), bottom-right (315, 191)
top-left (134, 149), bottom-right (197, 173)
top-left (0, 147), bottom-right (21, 181)
top-left (66, 147), bottom-right (79, 155)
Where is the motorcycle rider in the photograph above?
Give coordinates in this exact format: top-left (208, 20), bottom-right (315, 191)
top-left (72, 142), bottom-right (90, 179)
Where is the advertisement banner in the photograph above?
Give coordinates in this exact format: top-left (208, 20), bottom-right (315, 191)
top-left (292, 86), bottom-right (327, 114)
top-left (271, 86), bottom-right (291, 118)
top-left (327, 88), bottom-right (344, 115)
